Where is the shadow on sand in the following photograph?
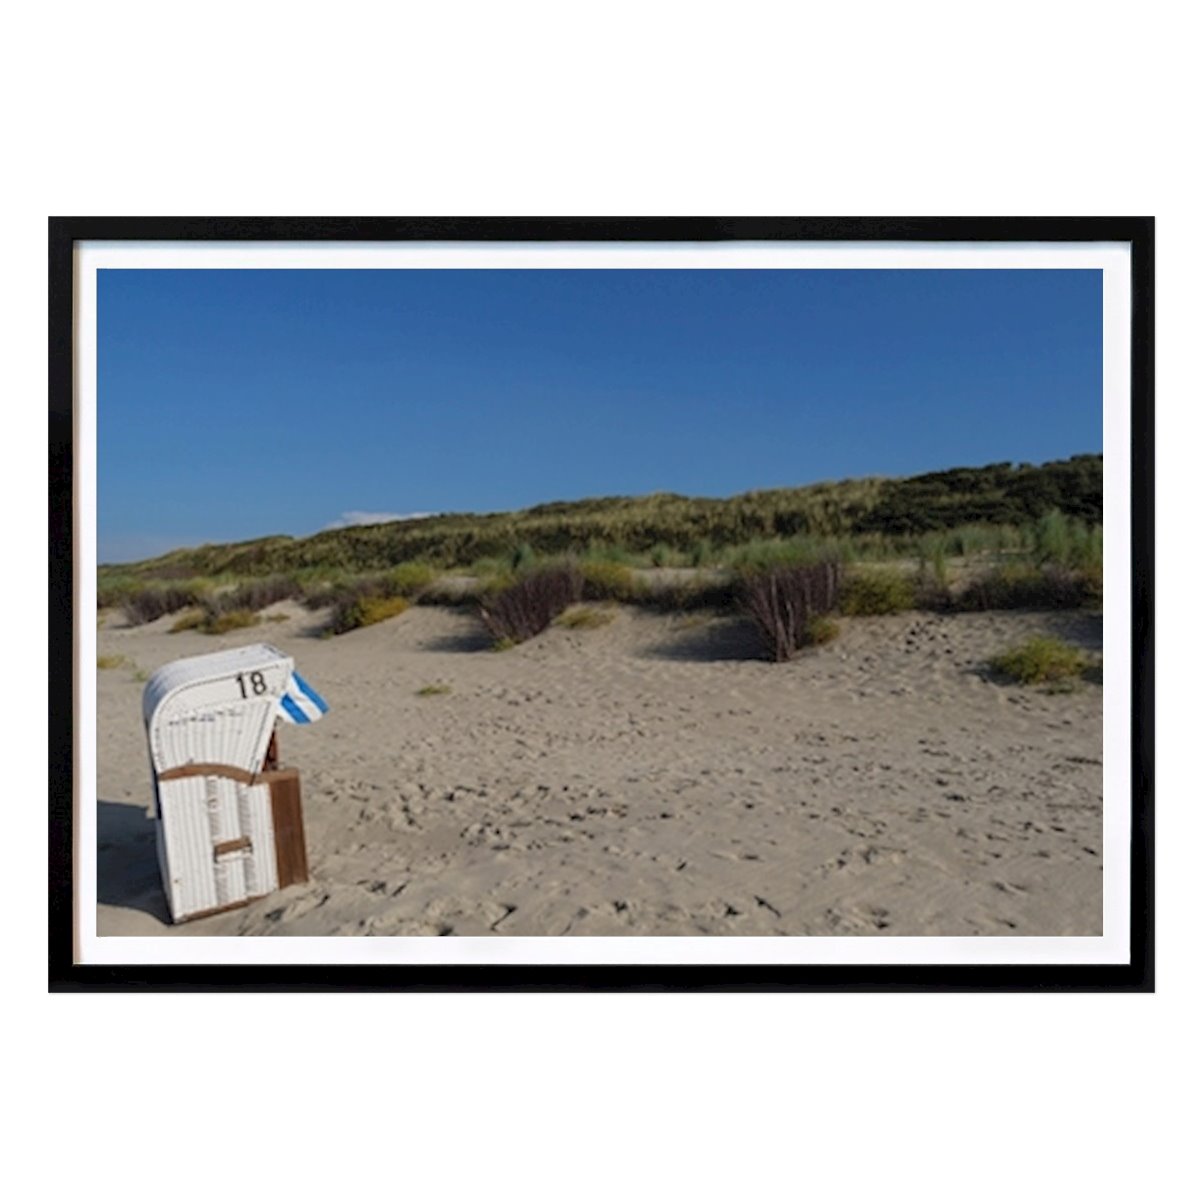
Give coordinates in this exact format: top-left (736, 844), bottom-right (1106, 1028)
top-left (639, 616), bottom-right (767, 663)
top-left (1041, 609), bottom-right (1103, 652)
top-left (418, 615), bottom-right (496, 653)
top-left (97, 799), bottom-right (171, 925)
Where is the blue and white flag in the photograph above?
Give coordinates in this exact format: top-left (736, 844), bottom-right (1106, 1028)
top-left (278, 670), bottom-right (329, 725)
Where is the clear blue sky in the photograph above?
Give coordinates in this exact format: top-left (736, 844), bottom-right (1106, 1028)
top-left (97, 268), bottom-right (1102, 563)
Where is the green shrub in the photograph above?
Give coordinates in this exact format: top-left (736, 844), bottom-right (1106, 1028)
top-left (1032, 509), bottom-right (1071, 565)
top-left (956, 564), bottom-right (1097, 612)
top-left (479, 569), bottom-right (517, 596)
top-left (732, 535), bottom-right (855, 573)
top-left (121, 584), bottom-right (206, 625)
top-left (385, 562), bottom-right (436, 596)
top-left (169, 609), bottom-right (206, 633)
top-left (582, 543), bottom-right (635, 565)
top-left (97, 577), bottom-right (139, 609)
top-left (580, 561), bottom-right (641, 602)
top-left (211, 575), bottom-right (301, 614)
top-left (988, 637), bottom-right (1088, 685)
top-left (929, 542), bottom-right (949, 588)
top-left (510, 542), bottom-right (537, 571)
top-left (304, 565), bottom-right (433, 623)
top-left (1079, 525), bottom-right (1103, 574)
top-left (467, 555), bottom-right (514, 580)
top-left (804, 615), bottom-right (840, 645)
top-left (555, 605), bottom-right (615, 630)
top-left (300, 579), bottom-right (340, 610)
top-left (840, 568), bottom-right (916, 615)
top-left (416, 683), bottom-right (452, 696)
top-left (328, 594), bottom-right (410, 635)
top-left (203, 609), bottom-right (261, 634)
top-left (1029, 508), bottom-right (1103, 573)
top-left (728, 538), bottom-right (822, 574)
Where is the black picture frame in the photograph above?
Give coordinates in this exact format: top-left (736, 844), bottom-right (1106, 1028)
top-left (50, 216), bottom-right (1154, 992)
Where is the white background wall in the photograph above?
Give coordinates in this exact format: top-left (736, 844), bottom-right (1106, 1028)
top-left (6, 4), bottom-right (1192, 1198)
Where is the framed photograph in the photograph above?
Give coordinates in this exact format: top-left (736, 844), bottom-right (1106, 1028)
top-left (50, 217), bottom-right (1153, 991)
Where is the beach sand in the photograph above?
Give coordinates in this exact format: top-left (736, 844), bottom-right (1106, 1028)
top-left (96, 601), bottom-right (1103, 937)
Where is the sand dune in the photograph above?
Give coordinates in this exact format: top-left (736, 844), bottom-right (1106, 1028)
top-left (96, 601), bottom-right (1103, 937)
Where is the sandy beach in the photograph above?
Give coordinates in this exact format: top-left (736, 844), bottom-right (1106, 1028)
top-left (96, 600), bottom-right (1102, 937)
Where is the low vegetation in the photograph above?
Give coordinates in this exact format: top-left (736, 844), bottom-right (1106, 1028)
top-left (839, 568), bottom-right (916, 616)
top-left (556, 605), bottom-right (616, 630)
top-left (202, 608), bottom-right (261, 635)
top-left (804, 615), bottom-right (840, 646)
top-left (416, 683), bottom-right (452, 696)
top-left (99, 459), bottom-right (1104, 657)
top-left (97, 654), bottom-right (128, 669)
top-left (580, 561), bottom-right (642, 603)
top-left (988, 637), bottom-right (1089, 685)
top-left (327, 594), bottom-right (410, 636)
top-left (955, 564), bottom-right (1101, 612)
top-left (101, 455), bottom-right (1100, 581)
top-left (120, 584), bottom-right (207, 626)
top-left (166, 606), bottom-right (262, 635)
top-left (211, 574), bottom-right (302, 614)
top-left (303, 562), bottom-right (435, 612)
top-left (169, 609), bottom-right (207, 633)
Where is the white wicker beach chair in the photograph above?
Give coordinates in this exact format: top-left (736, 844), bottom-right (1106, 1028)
top-left (142, 644), bottom-right (327, 922)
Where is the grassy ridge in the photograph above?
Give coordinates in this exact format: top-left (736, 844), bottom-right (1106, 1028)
top-left (100, 454), bottom-right (1100, 583)
top-left (98, 456), bottom-right (1102, 639)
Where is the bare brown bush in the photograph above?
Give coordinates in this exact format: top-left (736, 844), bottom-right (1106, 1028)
top-left (479, 566), bottom-right (584, 645)
top-left (739, 562), bottom-right (842, 662)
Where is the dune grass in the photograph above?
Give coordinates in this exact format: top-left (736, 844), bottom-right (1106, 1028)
top-left (202, 608), bottom-right (262, 634)
top-left (804, 615), bottom-right (840, 646)
top-left (988, 637), bottom-right (1089, 685)
top-left (839, 568), bottom-right (916, 616)
top-left (556, 605), bottom-right (616, 630)
top-left (580, 560), bottom-right (642, 603)
top-left (99, 456), bottom-right (1100, 581)
top-left (169, 609), bottom-right (207, 633)
top-left (97, 654), bottom-right (128, 669)
top-left (955, 563), bottom-right (1101, 612)
top-left (99, 465), bottom-right (1102, 638)
top-left (416, 683), bottom-right (452, 696)
top-left (121, 584), bottom-right (208, 626)
top-left (328, 594), bottom-right (410, 635)
top-left (303, 562), bottom-right (436, 612)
